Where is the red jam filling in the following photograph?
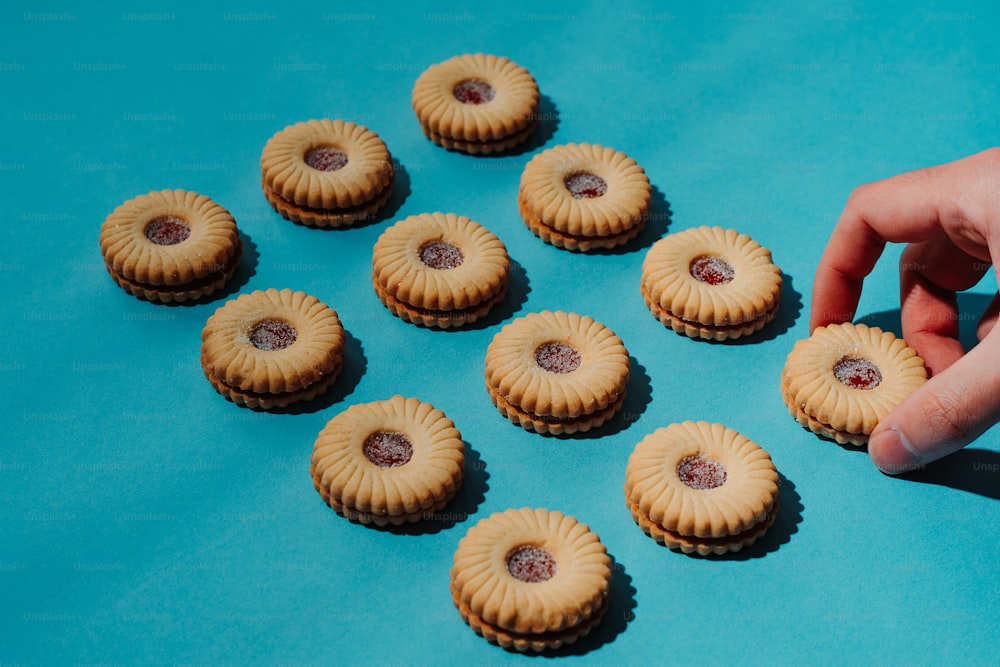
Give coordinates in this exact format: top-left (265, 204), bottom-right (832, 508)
top-left (305, 146), bottom-right (349, 172)
top-left (534, 342), bottom-right (582, 374)
top-left (453, 79), bottom-right (495, 105)
top-left (505, 545), bottom-right (557, 583)
top-left (362, 431), bottom-right (413, 469)
top-left (419, 241), bottom-right (464, 270)
top-left (564, 171), bottom-right (608, 199)
top-left (834, 355), bottom-right (883, 390)
top-left (677, 455), bottom-right (727, 490)
top-left (248, 320), bottom-right (297, 351)
top-left (144, 216), bottom-right (191, 246)
top-left (690, 256), bottom-right (735, 285)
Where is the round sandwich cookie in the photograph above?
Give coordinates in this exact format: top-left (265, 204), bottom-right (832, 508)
top-left (311, 395), bottom-right (465, 526)
top-left (484, 310), bottom-right (630, 435)
top-left (412, 53), bottom-right (540, 154)
top-left (372, 212), bottom-right (510, 328)
top-left (200, 288), bottom-right (345, 409)
top-left (260, 118), bottom-right (394, 228)
top-left (100, 189), bottom-right (242, 303)
top-left (518, 142), bottom-right (651, 251)
top-left (641, 225), bottom-right (782, 340)
top-left (450, 507), bottom-right (612, 652)
top-left (781, 322), bottom-right (928, 446)
top-left (625, 421), bottom-right (780, 556)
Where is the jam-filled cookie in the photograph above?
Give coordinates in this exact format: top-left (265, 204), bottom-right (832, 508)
top-left (781, 322), bottom-right (928, 445)
top-left (518, 143), bottom-right (651, 251)
top-left (311, 395), bottom-right (465, 526)
top-left (200, 288), bottom-right (345, 409)
top-left (641, 226), bottom-right (782, 340)
top-left (260, 119), bottom-right (394, 228)
top-left (450, 507), bottom-right (612, 652)
top-left (484, 310), bottom-right (630, 434)
top-left (371, 212), bottom-right (510, 328)
top-left (100, 189), bottom-right (242, 303)
top-left (625, 421), bottom-right (780, 555)
top-left (412, 53), bottom-right (540, 154)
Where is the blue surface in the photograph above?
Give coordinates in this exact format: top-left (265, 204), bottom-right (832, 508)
top-left (3, 1), bottom-right (1000, 664)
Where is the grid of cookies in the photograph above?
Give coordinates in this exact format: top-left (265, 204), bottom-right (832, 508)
top-left (98, 52), bottom-right (928, 654)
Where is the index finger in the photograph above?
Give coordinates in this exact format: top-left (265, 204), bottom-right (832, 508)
top-left (810, 166), bottom-right (953, 331)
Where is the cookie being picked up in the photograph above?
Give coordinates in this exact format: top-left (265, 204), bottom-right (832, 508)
top-left (781, 322), bottom-right (928, 446)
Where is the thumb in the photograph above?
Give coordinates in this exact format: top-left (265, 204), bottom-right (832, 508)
top-left (868, 330), bottom-right (1000, 474)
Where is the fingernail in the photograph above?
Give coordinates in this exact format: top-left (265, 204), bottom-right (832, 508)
top-left (869, 426), bottom-right (925, 475)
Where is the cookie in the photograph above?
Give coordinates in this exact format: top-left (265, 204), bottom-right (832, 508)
top-left (200, 288), bottom-right (346, 409)
top-left (412, 53), bottom-right (540, 154)
top-left (371, 212), bottom-right (510, 328)
top-left (518, 143), bottom-right (651, 251)
top-left (260, 119), bottom-right (394, 228)
top-left (781, 322), bottom-right (928, 446)
top-left (310, 395), bottom-right (465, 526)
top-left (484, 310), bottom-right (630, 435)
top-left (450, 507), bottom-right (611, 652)
top-left (625, 421), bottom-right (780, 556)
top-left (641, 226), bottom-right (782, 340)
top-left (99, 189), bottom-right (242, 303)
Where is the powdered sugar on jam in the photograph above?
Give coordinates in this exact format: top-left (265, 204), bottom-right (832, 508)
top-left (505, 545), bottom-right (557, 583)
top-left (453, 79), bottom-right (495, 104)
top-left (690, 256), bottom-right (735, 285)
top-left (834, 355), bottom-right (883, 390)
top-left (534, 342), bottom-right (582, 374)
top-left (677, 455), bottom-right (727, 490)
top-left (362, 431), bottom-right (413, 469)
top-left (564, 172), bottom-right (608, 199)
top-left (305, 146), bottom-right (349, 172)
top-left (249, 320), bottom-right (297, 351)
top-left (419, 241), bottom-right (464, 270)
top-left (144, 216), bottom-right (191, 246)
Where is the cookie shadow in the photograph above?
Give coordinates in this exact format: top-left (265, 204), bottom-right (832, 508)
top-left (550, 356), bottom-right (652, 440)
top-left (377, 158), bottom-right (412, 224)
top-left (439, 252), bottom-right (531, 332)
top-left (529, 553), bottom-right (636, 658)
top-left (155, 231), bottom-right (259, 307)
top-left (381, 443), bottom-right (489, 536)
top-left (894, 448), bottom-right (1000, 500)
top-left (268, 329), bottom-right (367, 415)
top-left (588, 186), bottom-right (672, 256)
top-left (718, 269), bottom-right (803, 346)
top-left (686, 472), bottom-right (803, 562)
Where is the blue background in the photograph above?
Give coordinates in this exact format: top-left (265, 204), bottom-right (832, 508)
top-left (3, 1), bottom-right (999, 664)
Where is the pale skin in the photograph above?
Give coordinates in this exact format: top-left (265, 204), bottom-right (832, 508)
top-left (811, 147), bottom-right (1000, 474)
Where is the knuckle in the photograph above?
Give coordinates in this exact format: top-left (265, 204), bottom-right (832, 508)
top-left (845, 181), bottom-right (877, 209)
top-left (920, 389), bottom-right (971, 447)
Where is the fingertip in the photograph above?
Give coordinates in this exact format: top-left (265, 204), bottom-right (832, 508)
top-left (868, 426), bottom-right (926, 475)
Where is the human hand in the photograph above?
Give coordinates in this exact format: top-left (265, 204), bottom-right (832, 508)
top-left (811, 148), bottom-right (1000, 474)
